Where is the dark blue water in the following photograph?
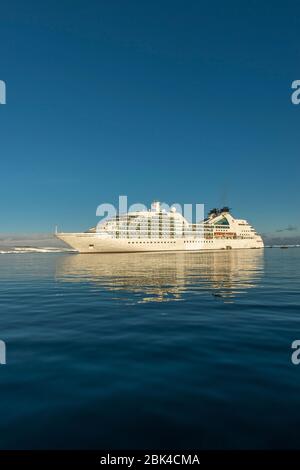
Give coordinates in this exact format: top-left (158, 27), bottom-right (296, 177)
top-left (0, 249), bottom-right (299, 449)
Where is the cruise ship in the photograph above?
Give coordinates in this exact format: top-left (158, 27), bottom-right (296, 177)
top-left (56, 201), bottom-right (264, 253)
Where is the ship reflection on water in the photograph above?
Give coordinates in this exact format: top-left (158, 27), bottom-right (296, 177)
top-left (55, 249), bottom-right (264, 303)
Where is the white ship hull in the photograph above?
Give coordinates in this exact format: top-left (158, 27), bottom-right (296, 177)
top-left (56, 233), bottom-right (264, 253)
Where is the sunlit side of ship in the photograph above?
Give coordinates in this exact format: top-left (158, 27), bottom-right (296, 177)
top-left (56, 201), bottom-right (264, 253)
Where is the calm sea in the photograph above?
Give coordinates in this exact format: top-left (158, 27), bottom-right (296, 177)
top-left (0, 248), bottom-right (299, 449)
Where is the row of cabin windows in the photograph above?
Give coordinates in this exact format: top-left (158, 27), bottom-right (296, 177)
top-left (107, 224), bottom-right (189, 230)
top-left (114, 232), bottom-right (204, 239)
top-left (112, 233), bottom-right (240, 240)
top-left (127, 240), bottom-right (215, 244)
top-left (107, 225), bottom-right (204, 231)
top-left (128, 241), bottom-right (177, 244)
top-left (106, 223), bottom-right (213, 230)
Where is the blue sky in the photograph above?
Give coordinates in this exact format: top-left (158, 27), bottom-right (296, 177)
top-left (0, 0), bottom-right (299, 238)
